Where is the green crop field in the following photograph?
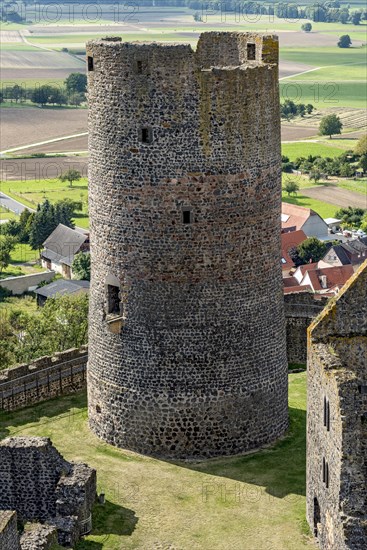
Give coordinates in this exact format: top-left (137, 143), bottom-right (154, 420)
top-left (282, 192), bottom-right (338, 218)
top-left (280, 80), bottom-right (366, 109)
top-left (282, 141), bottom-right (353, 160)
top-left (0, 178), bottom-right (89, 228)
top-left (0, 372), bottom-right (312, 550)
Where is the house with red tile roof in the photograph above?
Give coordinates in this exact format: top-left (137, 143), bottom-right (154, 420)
top-left (281, 203), bottom-right (329, 240)
top-left (297, 265), bottom-right (354, 294)
top-left (281, 229), bottom-right (307, 277)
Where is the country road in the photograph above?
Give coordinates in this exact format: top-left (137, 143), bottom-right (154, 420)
top-left (0, 192), bottom-right (35, 215)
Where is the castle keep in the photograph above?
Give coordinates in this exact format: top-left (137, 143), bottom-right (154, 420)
top-left (307, 260), bottom-right (367, 549)
top-left (87, 32), bottom-right (288, 458)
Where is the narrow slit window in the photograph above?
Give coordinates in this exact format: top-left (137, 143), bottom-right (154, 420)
top-left (96, 405), bottom-right (101, 414)
top-left (140, 127), bottom-right (152, 144)
top-left (87, 56), bottom-right (94, 72)
top-left (107, 284), bottom-right (120, 315)
top-left (182, 209), bottom-right (192, 224)
top-left (325, 463), bottom-right (329, 488)
top-left (322, 458), bottom-right (326, 483)
top-left (137, 60), bottom-right (143, 74)
top-left (247, 43), bottom-right (256, 61)
top-left (323, 396), bottom-right (327, 427)
top-left (326, 401), bottom-right (330, 432)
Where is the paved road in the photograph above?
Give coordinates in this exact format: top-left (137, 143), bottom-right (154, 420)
top-left (0, 192), bottom-right (35, 215)
top-left (0, 191), bottom-right (87, 233)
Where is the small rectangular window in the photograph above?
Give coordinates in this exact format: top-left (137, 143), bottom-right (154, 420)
top-left (358, 385), bottom-right (367, 394)
top-left (87, 56), bottom-right (94, 72)
top-left (247, 43), bottom-right (256, 61)
top-left (137, 60), bottom-right (143, 74)
top-left (107, 284), bottom-right (120, 315)
top-left (140, 127), bottom-right (152, 144)
top-left (182, 209), bottom-right (192, 224)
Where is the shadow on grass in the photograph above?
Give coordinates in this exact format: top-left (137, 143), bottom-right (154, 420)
top-left (0, 391), bottom-right (89, 440)
top-left (0, 391), bottom-right (306, 503)
top-left (174, 405), bottom-right (307, 500)
top-left (76, 500), bottom-right (138, 549)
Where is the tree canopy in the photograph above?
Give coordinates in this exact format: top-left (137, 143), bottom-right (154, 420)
top-left (72, 252), bottom-right (91, 281)
top-left (337, 34), bottom-right (352, 48)
top-left (319, 114), bottom-right (343, 139)
top-left (297, 237), bottom-right (328, 264)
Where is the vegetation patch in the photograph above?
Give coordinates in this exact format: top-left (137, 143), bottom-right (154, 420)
top-left (0, 373), bottom-right (312, 550)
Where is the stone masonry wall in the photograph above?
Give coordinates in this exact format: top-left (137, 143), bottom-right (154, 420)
top-left (0, 271), bottom-right (55, 295)
top-left (86, 32), bottom-right (288, 459)
top-left (0, 511), bottom-right (21, 550)
top-left (0, 347), bottom-right (87, 412)
top-left (284, 292), bottom-right (327, 364)
top-left (0, 437), bottom-right (96, 548)
top-left (307, 260), bottom-right (367, 549)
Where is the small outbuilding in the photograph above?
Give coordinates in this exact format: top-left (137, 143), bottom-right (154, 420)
top-left (34, 279), bottom-right (89, 307)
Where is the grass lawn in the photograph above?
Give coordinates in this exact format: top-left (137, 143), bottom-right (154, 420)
top-left (0, 206), bottom-right (19, 221)
top-left (0, 294), bottom-right (37, 314)
top-left (0, 372), bottom-right (312, 550)
top-left (282, 192), bottom-right (337, 218)
top-left (282, 141), bottom-right (350, 160)
top-left (337, 178), bottom-right (367, 196)
top-left (0, 264), bottom-right (25, 279)
top-left (1, 178), bottom-right (89, 228)
top-left (11, 243), bottom-right (39, 264)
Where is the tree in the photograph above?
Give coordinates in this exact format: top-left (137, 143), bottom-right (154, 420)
top-left (59, 169), bottom-right (81, 188)
top-left (64, 73), bottom-right (87, 95)
top-left (69, 92), bottom-right (84, 107)
top-left (339, 163), bottom-right (355, 177)
top-left (360, 213), bottom-right (367, 233)
top-left (337, 34), bottom-right (352, 48)
top-left (336, 206), bottom-right (366, 228)
top-left (319, 114), bottom-right (343, 139)
top-left (309, 168), bottom-right (322, 183)
top-left (351, 11), bottom-right (362, 25)
top-left (72, 252), bottom-right (91, 281)
top-left (29, 200), bottom-right (56, 253)
top-left (1, 294), bottom-right (89, 368)
top-left (0, 235), bottom-right (17, 274)
top-left (355, 135), bottom-right (367, 155)
top-left (297, 237), bottom-right (327, 264)
top-left (306, 104), bottom-right (314, 115)
top-left (301, 22), bottom-right (312, 32)
top-left (359, 154), bottom-right (367, 173)
top-left (284, 180), bottom-right (300, 196)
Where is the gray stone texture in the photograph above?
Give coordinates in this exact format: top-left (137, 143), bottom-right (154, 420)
top-left (307, 260), bottom-right (367, 549)
top-left (87, 32), bottom-right (288, 459)
top-left (284, 292), bottom-right (328, 364)
top-left (0, 510), bottom-right (20, 550)
top-left (0, 347), bottom-right (88, 412)
top-left (0, 437), bottom-right (96, 547)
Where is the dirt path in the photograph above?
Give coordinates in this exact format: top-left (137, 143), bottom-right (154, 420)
top-left (302, 185), bottom-right (366, 209)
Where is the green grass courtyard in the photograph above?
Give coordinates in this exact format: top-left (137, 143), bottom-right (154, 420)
top-left (0, 372), bottom-right (312, 550)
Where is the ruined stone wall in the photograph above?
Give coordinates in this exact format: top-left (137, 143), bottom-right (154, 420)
top-left (87, 32), bottom-right (288, 459)
top-left (0, 347), bottom-right (87, 412)
top-left (307, 261), bottom-right (367, 549)
top-left (284, 292), bottom-right (327, 364)
top-left (0, 511), bottom-right (20, 550)
top-left (0, 437), bottom-right (96, 548)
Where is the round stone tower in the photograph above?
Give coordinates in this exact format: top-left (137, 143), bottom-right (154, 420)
top-left (87, 32), bottom-right (288, 459)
